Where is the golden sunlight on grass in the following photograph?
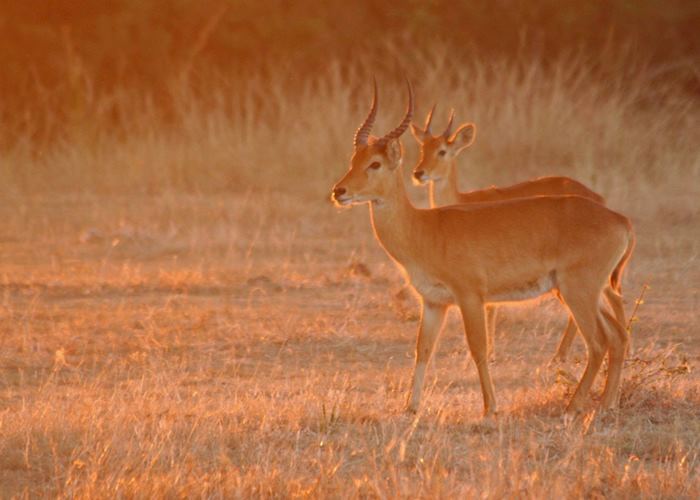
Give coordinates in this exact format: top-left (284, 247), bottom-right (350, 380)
top-left (0, 180), bottom-right (698, 496)
top-left (1, 13), bottom-right (699, 495)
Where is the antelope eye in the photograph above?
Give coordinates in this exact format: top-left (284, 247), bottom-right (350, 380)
top-left (367, 161), bottom-right (381, 170)
top-left (438, 150), bottom-right (447, 157)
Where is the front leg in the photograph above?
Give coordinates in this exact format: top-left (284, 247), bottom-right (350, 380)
top-left (459, 295), bottom-right (498, 417)
top-left (407, 300), bottom-right (448, 413)
top-left (485, 305), bottom-right (497, 362)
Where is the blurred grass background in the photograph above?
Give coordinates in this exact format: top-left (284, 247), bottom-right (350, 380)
top-left (1, 3), bottom-right (699, 496)
top-left (2, 1), bottom-right (699, 97)
top-left (0, 1), bottom-right (698, 197)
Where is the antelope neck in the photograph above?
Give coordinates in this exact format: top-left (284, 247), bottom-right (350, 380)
top-left (368, 169), bottom-right (421, 262)
top-left (429, 160), bottom-right (460, 207)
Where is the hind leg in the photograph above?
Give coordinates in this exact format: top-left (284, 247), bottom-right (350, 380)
top-left (604, 286), bottom-right (629, 352)
top-left (604, 286), bottom-right (626, 326)
top-left (552, 316), bottom-right (578, 363)
top-left (558, 286), bottom-right (608, 413)
top-left (554, 285), bottom-right (624, 364)
top-left (599, 293), bottom-right (630, 409)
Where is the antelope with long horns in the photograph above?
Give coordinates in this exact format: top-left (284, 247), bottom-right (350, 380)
top-left (410, 107), bottom-right (608, 363)
top-left (332, 80), bottom-right (634, 416)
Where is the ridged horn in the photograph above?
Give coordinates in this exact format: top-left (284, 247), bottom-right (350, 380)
top-left (442, 109), bottom-right (455, 138)
top-left (424, 103), bottom-right (436, 135)
top-left (353, 78), bottom-right (378, 149)
top-left (376, 78), bottom-right (414, 147)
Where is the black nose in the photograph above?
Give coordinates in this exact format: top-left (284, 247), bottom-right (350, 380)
top-left (333, 187), bottom-right (346, 198)
top-left (413, 170), bottom-right (424, 180)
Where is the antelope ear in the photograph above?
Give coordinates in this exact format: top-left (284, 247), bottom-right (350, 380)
top-left (410, 123), bottom-right (426, 143)
top-left (448, 123), bottom-right (476, 153)
top-left (384, 139), bottom-right (403, 169)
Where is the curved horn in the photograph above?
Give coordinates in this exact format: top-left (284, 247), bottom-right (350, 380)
top-left (353, 78), bottom-right (378, 149)
top-left (377, 78), bottom-right (414, 147)
top-left (424, 103), bottom-right (436, 135)
top-left (442, 109), bottom-right (455, 138)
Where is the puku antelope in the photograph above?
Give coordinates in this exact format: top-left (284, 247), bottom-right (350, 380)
top-left (410, 107), bottom-right (607, 363)
top-left (331, 80), bottom-right (634, 416)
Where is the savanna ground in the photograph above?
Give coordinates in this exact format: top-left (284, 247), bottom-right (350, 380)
top-left (1, 53), bottom-right (699, 497)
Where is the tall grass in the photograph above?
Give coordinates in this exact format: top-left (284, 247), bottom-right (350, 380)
top-left (2, 49), bottom-right (698, 205)
top-left (1, 48), bottom-right (698, 497)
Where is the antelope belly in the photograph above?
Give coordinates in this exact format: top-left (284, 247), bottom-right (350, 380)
top-left (410, 275), bottom-right (455, 305)
top-left (487, 272), bottom-right (557, 303)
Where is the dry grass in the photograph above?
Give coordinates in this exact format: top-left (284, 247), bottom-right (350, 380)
top-left (0, 53), bottom-right (699, 497)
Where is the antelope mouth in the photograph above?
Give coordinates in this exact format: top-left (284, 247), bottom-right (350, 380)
top-left (332, 190), bottom-right (356, 206)
top-left (333, 193), bottom-right (378, 206)
top-left (334, 195), bottom-right (353, 206)
top-left (413, 171), bottom-right (438, 184)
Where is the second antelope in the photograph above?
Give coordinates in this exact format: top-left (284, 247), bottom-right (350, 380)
top-left (410, 107), bottom-right (607, 363)
top-left (332, 80), bottom-right (634, 416)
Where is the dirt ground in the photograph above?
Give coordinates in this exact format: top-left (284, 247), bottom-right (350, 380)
top-left (0, 188), bottom-right (697, 497)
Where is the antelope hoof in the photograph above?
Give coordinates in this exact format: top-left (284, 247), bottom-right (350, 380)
top-left (549, 354), bottom-right (567, 366)
top-left (565, 398), bottom-right (586, 415)
top-left (599, 398), bottom-right (620, 412)
top-left (483, 407), bottom-right (499, 420)
top-left (595, 407), bottom-right (620, 426)
top-left (405, 401), bottom-right (419, 415)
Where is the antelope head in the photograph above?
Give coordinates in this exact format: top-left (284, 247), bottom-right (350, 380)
top-left (332, 79), bottom-right (414, 206)
top-left (410, 107), bottom-right (476, 184)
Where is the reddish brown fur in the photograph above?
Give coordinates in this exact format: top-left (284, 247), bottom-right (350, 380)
top-left (333, 87), bottom-right (634, 415)
top-left (410, 115), bottom-right (607, 362)
top-left (411, 120), bottom-right (605, 207)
